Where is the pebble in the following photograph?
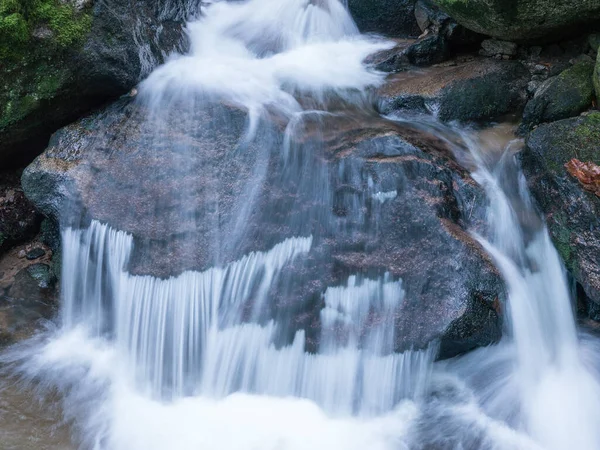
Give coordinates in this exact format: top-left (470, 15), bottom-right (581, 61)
top-left (26, 248), bottom-right (46, 260)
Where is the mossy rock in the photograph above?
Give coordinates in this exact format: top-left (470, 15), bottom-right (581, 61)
top-left (0, 0), bottom-right (188, 168)
top-left (520, 58), bottom-right (595, 132)
top-left (432, 0), bottom-right (600, 42)
top-left (521, 113), bottom-right (600, 315)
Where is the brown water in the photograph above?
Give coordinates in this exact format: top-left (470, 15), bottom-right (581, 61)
top-left (0, 377), bottom-right (72, 450)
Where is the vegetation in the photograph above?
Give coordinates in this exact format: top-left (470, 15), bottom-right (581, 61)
top-left (0, 0), bottom-right (91, 59)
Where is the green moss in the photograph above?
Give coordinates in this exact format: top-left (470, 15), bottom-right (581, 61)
top-left (0, 0), bottom-right (91, 60)
top-left (551, 213), bottom-right (573, 269)
top-left (33, 0), bottom-right (91, 47)
top-left (573, 112), bottom-right (600, 147)
top-left (0, 57), bottom-right (70, 129)
top-left (0, 11), bottom-right (28, 58)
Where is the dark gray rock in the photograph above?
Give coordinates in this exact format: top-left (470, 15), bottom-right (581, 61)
top-left (479, 39), bottom-right (517, 58)
top-left (22, 97), bottom-right (505, 358)
top-left (520, 112), bottom-right (600, 318)
top-left (347, 0), bottom-right (420, 37)
top-left (431, 0), bottom-right (600, 43)
top-left (0, 0), bottom-right (191, 169)
top-left (26, 248), bottom-right (46, 260)
top-left (519, 58), bottom-right (595, 133)
top-left (0, 170), bottom-right (42, 254)
top-left (378, 58), bottom-right (529, 122)
top-left (371, 1), bottom-right (482, 71)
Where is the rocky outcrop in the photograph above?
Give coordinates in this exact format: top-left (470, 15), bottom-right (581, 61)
top-left (521, 112), bottom-right (600, 317)
top-left (347, 0), bottom-right (420, 37)
top-left (22, 98), bottom-right (506, 358)
top-left (431, 0), bottom-right (600, 42)
top-left (0, 0), bottom-right (189, 168)
top-left (378, 57), bottom-right (529, 122)
top-left (520, 58), bottom-right (595, 132)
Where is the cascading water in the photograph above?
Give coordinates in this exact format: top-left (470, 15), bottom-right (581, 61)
top-left (3, 0), bottom-right (600, 449)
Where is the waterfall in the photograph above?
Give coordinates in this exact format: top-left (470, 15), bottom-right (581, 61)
top-left (4, 0), bottom-right (600, 449)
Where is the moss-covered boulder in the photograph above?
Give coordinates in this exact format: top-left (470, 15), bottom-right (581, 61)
top-left (520, 58), bottom-right (595, 133)
top-left (521, 113), bottom-right (600, 317)
top-left (0, 0), bottom-right (188, 168)
top-left (431, 0), bottom-right (600, 42)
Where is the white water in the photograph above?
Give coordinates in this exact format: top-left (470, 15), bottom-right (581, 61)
top-left (461, 134), bottom-right (600, 450)
top-left (4, 0), bottom-right (600, 449)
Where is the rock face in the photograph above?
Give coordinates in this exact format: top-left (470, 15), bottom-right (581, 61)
top-left (521, 113), bottom-right (600, 317)
top-left (0, 170), bottom-right (42, 253)
top-left (520, 58), bottom-right (595, 132)
top-left (23, 98), bottom-right (505, 358)
top-left (347, 0), bottom-right (420, 37)
top-left (0, 0), bottom-right (189, 168)
top-left (431, 0), bottom-right (600, 42)
top-left (378, 57), bottom-right (529, 122)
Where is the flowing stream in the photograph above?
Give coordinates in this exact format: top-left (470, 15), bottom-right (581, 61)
top-left (2, 0), bottom-right (600, 449)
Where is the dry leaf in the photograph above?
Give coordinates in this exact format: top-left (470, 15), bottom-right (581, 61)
top-left (565, 159), bottom-right (600, 197)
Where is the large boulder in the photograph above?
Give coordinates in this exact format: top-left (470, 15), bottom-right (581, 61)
top-left (431, 0), bottom-right (600, 42)
top-left (22, 98), bottom-right (505, 358)
top-left (520, 58), bottom-right (595, 133)
top-left (0, 0), bottom-right (189, 168)
top-left (521, 112), bottom-right (600, 317)
top-left (378, 57), bottom-right (529, 122)
top-left (347, 0), bottom-right (420, 37)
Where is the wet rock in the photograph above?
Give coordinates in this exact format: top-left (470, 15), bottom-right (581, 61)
top-left (0, 170), bottom-right (42, 254)
top-left (347, 0), bottom-right (420, 37)
top-left (370, 35), bottom-right (449, 70)
top-left (25, 248), bottom-right (46, 260)
top-left (520, 112), bottom-right (600, 317)
top-left (479, 39), bottom-right (517, 58)
top-left (22, 98), bottom-right (505, 358)
top-left (0, 0), bottom-right (191, 168)
top-left (519, 58), bottom-right (595, 133)
top-left (0, 248), bottom-right (57, 346)
top-left (406, 34), bottom-right (449, 66)
top-left (378, 58), bottom-right (529, 122)
top-left (369, 1), bottom-right (482, 71)
top-left (431, 0), bottom-right (600, 42)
